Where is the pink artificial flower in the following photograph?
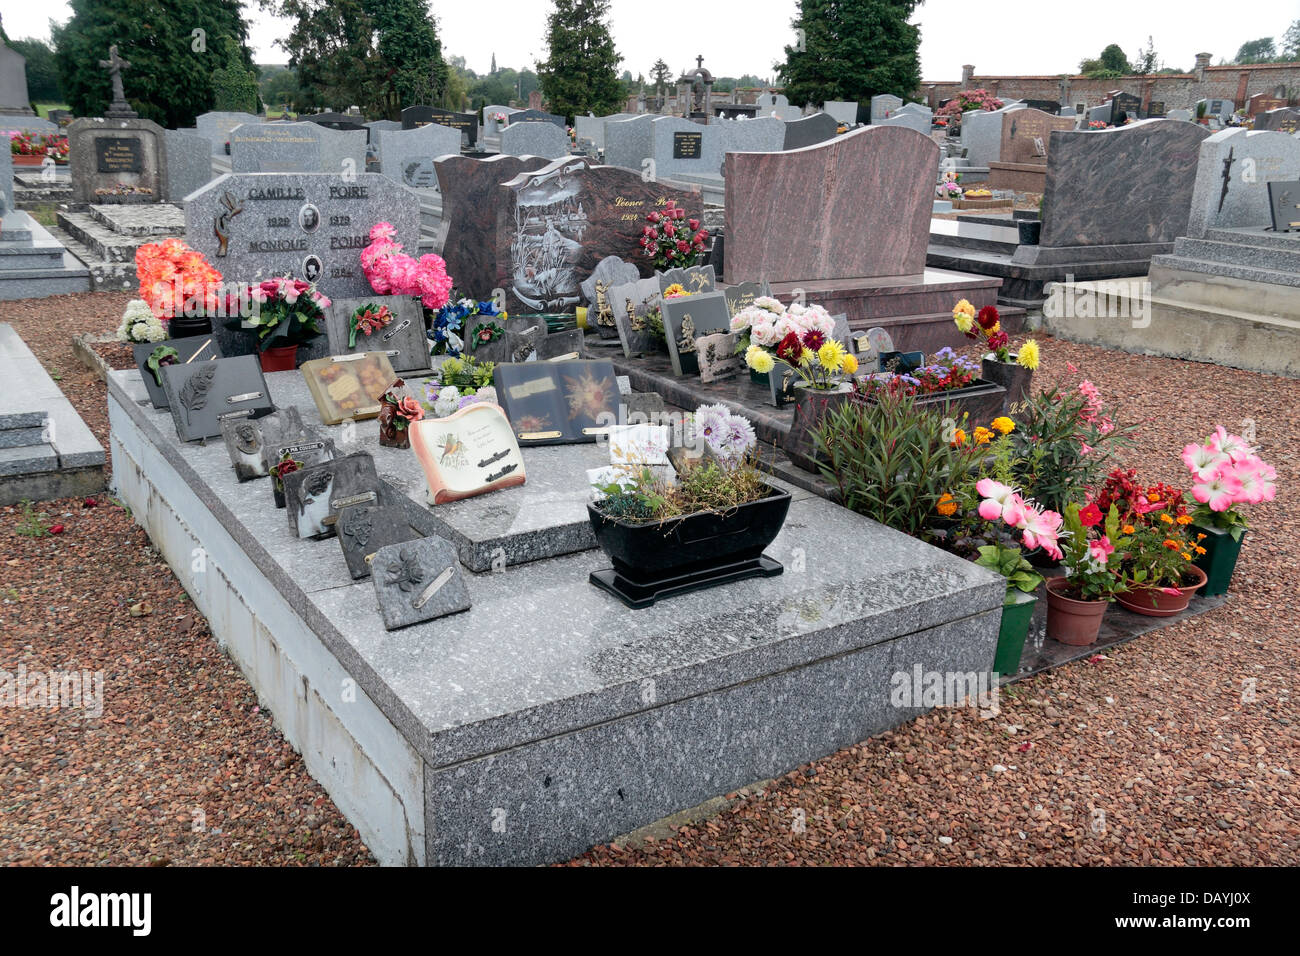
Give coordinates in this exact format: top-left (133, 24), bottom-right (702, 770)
top-left (1019, 507), bottom-right (1064, 561)
top-left (1066, 362), bottom-right (1079, 374)
top-left (1230, 457), bottom-right (1276, 504)
top-left (1080, 443), bottom-right (1093, 455)
top-left (1211, 426), bottom-right (1253, 462)
top-left (370, 222), bottom-right (397, 242)
top-left (1088, 536), bottom-right (1115, 565)
top-left (1192, 470), bottom-right (1244, 512)
top-left (1182, 441), bottom-right (1229, 481)
top-left (283, 287), bottom-right (300, 304)
top-left (315, 294), bottom-right (331, 309)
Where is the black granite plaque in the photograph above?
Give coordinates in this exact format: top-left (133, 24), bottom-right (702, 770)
top-left (1268, 181), bottom-right (1300, 233)
top-left (132, 336), bottom-right (222, 409)
top-left (400, 106), bottom-right (477, 145)
top-left (673, 131), bottom-right (703, 159)
top-left (96, 137), bottom-right (144, 173)
top-left (160, 355), bottom-right (273, 442)
top-left (1146, 101), bottom-right (1166, 118)
top-left (371, 536), bottom-right (470, 630)
top-left (722, 280), bottom-right (772, 317)
top-left (1110, 93), bottom-right (1142, 124)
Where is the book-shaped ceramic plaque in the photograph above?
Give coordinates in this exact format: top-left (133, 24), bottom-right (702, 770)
top-left (370, 536), bottom-right (470, 630)
top-left (696, 331), bottom-right (743, 384)
top-left (325, 296), bottom-right (430, 374)
top-left (335, 503), bottom-right (421, 580)
top-left (410, 403), bottom-right (527, 505)
top-left (161, 355), bottom-right (273, 442)
top-left (282, 451), bottom-right (385, 539)
top-left (722, 280), bottom-right (771, 317)
top-left (661, 291), bottom-right (730, 378)
top-left (493, 359), bottom-right (619, 444)
top-left (133, 337), bottom-right (222, 409)
top-left (300, 352), bottom-right (397, 425)
top-left (658, 264), bottom-right (716, 295)
top-left (610, 277), bottom-right (662, 358)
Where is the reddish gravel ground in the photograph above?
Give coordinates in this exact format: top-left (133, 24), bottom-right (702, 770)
top-left (2, 291), bottom-right (1297, 867)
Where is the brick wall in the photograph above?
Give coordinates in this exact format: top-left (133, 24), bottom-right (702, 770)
top-left (918, 59), bottom-right (1300, 112)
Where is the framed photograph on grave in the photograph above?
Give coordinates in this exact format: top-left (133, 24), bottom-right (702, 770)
top-left (161, 355), bottom-right (274, 442)
top-left (657, 264), bottom-right (716, 296)
top-left (493, 359), bottom-right (620, 444)
top-left (410, 403), bottom-right (527, 504)
top-left (661, 290), bottom-right (731, 377)
top-left (1267, 181), bottom-right (1300, 233)
top-left (220, 406), bottom-right (315, 482)
top-left (133, 336), bottom-right (222, 410)
top-left (282, 451), bottom-right (387, 539)
top-left (370, 536), bottom-right (471, 630)
top-left (300, 352), bottom-right (397, 425)
top-left (335, 503), bottom-right (421, 580)
top-left (325, 296), bottom-right (430, 373)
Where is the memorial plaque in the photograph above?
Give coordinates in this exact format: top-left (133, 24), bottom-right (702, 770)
top-left (1268, 181), bottom-right (1300, 232)
top-left (160, 355), bottom-right (273, 442)
top-left (132, 336), bottom-right (222, 409)
top-left (673, 131), bottom-right (703, 159)
top-left (400, 106), bottom-right (477, 146)
top-left (335, 503), bottom-right (421, 580)
top-left (370, 536), bottom-right (470, 630)
top-left (1001, 108), bottom-right (1075, 165)
top-left (658, 264), bottom-right (715, 295)
top-left (184, 172), bottom-right (420, 298)
top-left (610, 276), bottom-right (663, 358)
top-left (493, 360), bottom-right (620, 444)
top-left (696, 331), bottom-right (743, 384)
top-left (508, 109), bottom-right (566, 128)
top-left (1146, 101), bottom-right (1166, 118)
top-left (661, 290), bottom-right (730, 377)
top-left (300, 352), bottom-right (398, 424)
top-left (1110, 93), bottom-right (1142, 124)
top-left (96, 137), bottom-right (143, 173)
top-left (400, 159), bottom-right (438, 188)
top-left (282, 451), bottom-right (388, 539)
top-left (533, 327), bottom-right (585, 361)
top-left (325, 295), bottom-right (430, 373)
top-left (410, 403), bottom-right (528, 504)
top-left (723, 280), bottom-right (772, 317)
top-left (220, 407), bottom-right (313, 481)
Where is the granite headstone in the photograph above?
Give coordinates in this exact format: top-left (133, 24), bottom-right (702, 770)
top-left (229, 121), bottom-right (366, 174)
top-left (1186, 128), bottom-right (1300, 236)
top-left (500, 120), bottom-right (570, 159)
top-left (378, 123), bottom-right (461, 188)
top-left (782, 113), bottom-right (840, 150)
top-left (401, 106), bottom-right (477, 146)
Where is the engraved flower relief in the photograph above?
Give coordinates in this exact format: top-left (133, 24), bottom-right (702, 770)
top-left (384, 547), bottom-right (426, 593)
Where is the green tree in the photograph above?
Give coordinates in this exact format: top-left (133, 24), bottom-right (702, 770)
top-left (776, 0), bottom-right (922, 108)
top-left (1098, 43), bottom-right (1130, 72)
top-left (211, 36), bottom-right (260, 111)
top-left (1132, 36), bottom-right (1160, 74)
top-left (9, 38), bottom-right (63, 103)
top-left (260, 0), bottom-right (448, 119)
top-left (52, 0), bottom-right (255, 127)
top-left (535, 0), bottom-right (623, 121)
top-left (1233, 37), bottom-right (1277, 63)
top-left (1282, 20), bottom-right (1300, 60)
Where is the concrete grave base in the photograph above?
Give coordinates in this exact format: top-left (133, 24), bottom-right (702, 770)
top-left (106, 365), bottom-right (1003, 866)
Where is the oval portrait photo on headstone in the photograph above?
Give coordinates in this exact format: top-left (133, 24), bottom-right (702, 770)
top-left (303, 254), bottom-right (323, 282)
top-left (299, 203), bottom-right (321, 232)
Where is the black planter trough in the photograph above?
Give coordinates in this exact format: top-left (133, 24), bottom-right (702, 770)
top-left (587, 484), bottom-right (792, 608)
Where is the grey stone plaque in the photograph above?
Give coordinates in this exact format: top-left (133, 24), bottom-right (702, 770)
top-left (283, 451), bottom-right (384, 539)
top-left (336, 503), bottom-right (421, 580)
top-left (662, 290), bottom-right (730, 377)
top-left (325, 294), bottom-right (430, 373)
top-left (160, 355), bottom-right (273, 442)
top-left (370, 536), bottom-right (471, 630)
top-left (132, 335), bottom-right (222, 409)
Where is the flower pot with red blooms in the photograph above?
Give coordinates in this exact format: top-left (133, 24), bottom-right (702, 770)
top-left (377, 380), bottom-right (424, 449)
top-left (1179, 425), bottom-right (1276, 597)
top-left (855, 346), bottom-right (1005, 424)
top-left (271, 454), bottom-right (302, 509)
top-left (1044, 502), bottom-right (1131, 646)
top-left (226, 276), bottom-right (329, 370)
top-left (637, 200), bottom-right (709, 271)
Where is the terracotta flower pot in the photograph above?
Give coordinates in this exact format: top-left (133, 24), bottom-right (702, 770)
top-left (1116, 565), bottom-right (1207, 617)
top-left (1044, 577), bottom-right (1108, 646)
top-left (981, 355), bottom-right (1032, 413)
top-left (260, 344), bottom-right (299, 372)
top-left (13, 155), bottom-right (45, 166)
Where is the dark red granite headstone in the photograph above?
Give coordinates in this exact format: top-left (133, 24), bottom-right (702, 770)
top-left (723, 125), bottom-right (938, 283)
top-left (494, 157), bottom-right (702, 313)
top-left (436, 154), bottom-right (552, 297)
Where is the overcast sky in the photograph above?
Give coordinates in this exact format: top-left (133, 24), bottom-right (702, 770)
top-left (7, 0), bottom-right (1299, 82)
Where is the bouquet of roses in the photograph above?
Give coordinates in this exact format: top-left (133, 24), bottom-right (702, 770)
top-left (1181, 426), bottom-right (1278, 541)
top-left (230, 277), bottom-right (330, 352)
top-left (637, 201), bottom-right (709, 269)
top-left (361, 222), bottom-right (453, 310)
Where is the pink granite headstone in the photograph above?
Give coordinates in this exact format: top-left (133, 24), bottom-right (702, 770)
top-left (723, 125), bottom-right (938, 283)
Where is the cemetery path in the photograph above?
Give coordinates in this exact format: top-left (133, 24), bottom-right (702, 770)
top-left (0, 292), bottom-right (374, 866)
top-left (1, 292), bottom-right (1296, 866)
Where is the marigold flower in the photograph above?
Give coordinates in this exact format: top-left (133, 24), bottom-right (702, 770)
top-left (951, 428), bottom-right (967, 446)
top-left (1163, 539), bottom-right (1179, 550)
top-left (1176, 514), bottom-right (1192, 525)
top-left (1181, 552), bottom-right (1192, 560)
top-left (1159, 513), bottom-right (1174, 524)
top-left (991, 416), bottom-right (1015, 435)
top-left (973, 426), bottom-right (993, 444)
top-left (936, 493), bottom-right (958, 517)
top-left (1121, 524), bottom-right (1136, 535)
top-left (1195, 546), bottom-right (1207, 555)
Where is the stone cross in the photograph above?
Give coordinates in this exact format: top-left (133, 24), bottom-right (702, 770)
top-left (99, 45), bottom-right (131, 107)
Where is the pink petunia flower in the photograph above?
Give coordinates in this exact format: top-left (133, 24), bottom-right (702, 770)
top-left (1182, 441), bottom-right (1229, 481)
top-left (1192, 470), bottom-right (1244, 512)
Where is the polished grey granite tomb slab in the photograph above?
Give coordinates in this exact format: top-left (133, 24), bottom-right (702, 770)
top-left (107, 365), bottom-right (1004, 865)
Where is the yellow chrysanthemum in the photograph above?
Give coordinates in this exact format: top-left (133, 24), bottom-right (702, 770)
top-left (841, 352), bottom-right (858, 375)
top-left (973, 426), bottom-right (993, 444)
top-left (663, 283), bottom-right (688, 298)
top-left (1017, 339), bottom-right (1040, 371)
top-left (952, 298), bottom-right (976, 319)
top-left (798, 347), bottom-right (814, 366)
top-left (817, 340), bottom-right (846, 373)
top-left (747, 347), bottom-right (775, 374)
top-left (954, 313), bottom-right (974, 334)
top-left (991, 416), bottom-right (1015, 435)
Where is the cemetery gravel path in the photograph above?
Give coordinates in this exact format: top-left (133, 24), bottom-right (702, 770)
top-left (1, 292), bottom-right (1296, 867)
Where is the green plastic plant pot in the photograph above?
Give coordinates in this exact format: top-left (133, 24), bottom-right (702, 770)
top-left (993, 590), bottom-right (1037, 678)
top-left (1193, 524), bottom-right (1245, 597)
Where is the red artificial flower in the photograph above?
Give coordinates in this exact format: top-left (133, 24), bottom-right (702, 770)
top-left (801, 329), bottom-right (826, 351)
top-left (977, 305), bottom-right (1000, 330)
top-left (50, 523), bottom-right (65, 535)
top-left (688, 218), bottom-right (700, 230)
top-left (776, 331), bottom-right (803, 362)
top-left (83, 497), bottom-right (98, 508)
top-left (647, 211), bottom-right (661, 224)
top-left (641, 225), bottom-right (655, 237)
top-left (663, 223), bottom-right (675, 238)
top-left (988, 330), bottom-right (1009, 350)
top-left (676, 239), bottom-right (689, 253)
top-left (1078, 502), bottom-right (1103, 527)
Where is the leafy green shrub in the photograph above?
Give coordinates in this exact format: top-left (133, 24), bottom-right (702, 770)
top-left (812, 389), bottom-right (986, 538)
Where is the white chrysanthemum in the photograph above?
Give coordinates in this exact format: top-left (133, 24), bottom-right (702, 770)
top-left (433, 386), bottom-right (461, 418)
top-left (472, 385), bottom-right (498, 405)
